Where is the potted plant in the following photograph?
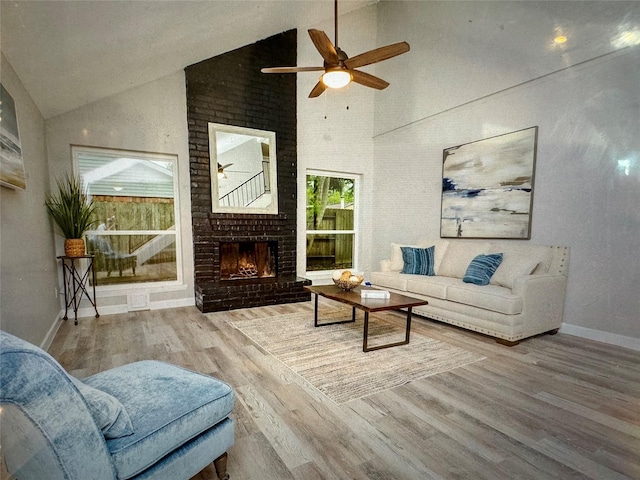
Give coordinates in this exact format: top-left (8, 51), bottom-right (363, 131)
top-left (45, 173), bottom-right (97, 257)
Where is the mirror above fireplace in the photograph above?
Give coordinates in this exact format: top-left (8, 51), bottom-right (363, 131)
top-left (209, 123), bottom-right (278, 214)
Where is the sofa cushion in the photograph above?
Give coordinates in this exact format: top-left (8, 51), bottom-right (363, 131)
top-left (463, 253), bottom-right (503, 286)
top-left (406, 276), bottom-right (460, 300)
top-left (70, 376), bottom-right (134, 439)
top-left (489, 243), bottom-right (553, 289)
top-left (447, 283), bottom-right (524, 315)
top-left (85, 360), bottom-right (234, 480)
top-left (370, 271), bottom-right (409, 291)
top-left (401, 246), bottom-right (435, 276)
top-left (438, 241), bottom-right (491, 278)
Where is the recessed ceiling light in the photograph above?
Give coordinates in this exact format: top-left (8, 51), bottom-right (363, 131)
top-left (554, 35), bottom-right (568, 44)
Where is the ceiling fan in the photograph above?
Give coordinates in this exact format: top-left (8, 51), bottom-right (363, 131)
top-left (261, 0), bottom-right (410, 98)
top-left (218, 162), bottom-right (254, 179)
top-left (217, 162), bottom-right (233, 178)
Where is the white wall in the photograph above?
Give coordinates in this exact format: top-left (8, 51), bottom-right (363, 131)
top-left (45, 72), bottom-right (195, 313)
top-left (296, 4), bottom-right (378, 279)
top-left (371, 2), bottom-right (640, 346)
top-left (0, 54), bottom-right (62, 346)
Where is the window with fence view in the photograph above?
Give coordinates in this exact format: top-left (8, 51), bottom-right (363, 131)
top-left (306, 174), bottom-right (356, 272)
top-left (74, 146), bottom-right (180, 287)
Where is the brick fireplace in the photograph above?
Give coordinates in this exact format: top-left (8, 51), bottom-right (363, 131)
top-left (185, 30), bottom-right (311, 312)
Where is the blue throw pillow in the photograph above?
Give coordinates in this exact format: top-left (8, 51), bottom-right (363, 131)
top-left (401, 246), bottom-right (435, 276)
top-left (463, 253), bottom-right (503, 285)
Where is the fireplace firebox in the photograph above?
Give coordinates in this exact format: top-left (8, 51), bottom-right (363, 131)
top-left (220, 241), bottom-right (276, 280)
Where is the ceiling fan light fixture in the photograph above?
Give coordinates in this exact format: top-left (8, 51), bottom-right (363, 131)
top-left (262, 0), bottom-right (409, 98)
top-left (322, 69), bottom-right (352, 89)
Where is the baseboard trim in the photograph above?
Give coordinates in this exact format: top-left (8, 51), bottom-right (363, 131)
top-left (72, 297), bottom-right (196, 320)
top-left (560, 323), bottom-right (640, 352)
top-left (151, 297), bottom-right (195, 311)
top-left (41, 312), bottom-right (65, 351)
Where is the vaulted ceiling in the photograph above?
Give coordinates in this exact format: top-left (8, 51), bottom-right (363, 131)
top-left (0, 0), bottom-right (371, 119)
top-left (2, 0), bottom-right (639, 123)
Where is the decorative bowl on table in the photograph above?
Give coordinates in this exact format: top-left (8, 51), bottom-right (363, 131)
top-left (331, 270), bottom-right (364, 291)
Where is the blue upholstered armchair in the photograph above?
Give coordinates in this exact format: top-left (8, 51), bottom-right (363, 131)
top-left (0, 331), bottom-right (235, 480)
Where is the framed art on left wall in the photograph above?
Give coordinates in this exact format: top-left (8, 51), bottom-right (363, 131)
top-left (441, 126), bottom-right (538, 239)
top-left (0, 83), bottom-right (26, 190)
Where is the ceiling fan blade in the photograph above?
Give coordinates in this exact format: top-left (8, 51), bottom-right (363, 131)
top-left (308, 81), bottom-right (327, 98)
top-left (261, 66), bottom-right (325, 74)
top-left (344, 41), bottom-right (410, 69)
top-left (308, 29), bottom-right (339, 65)
top-left (350, 70), bottom-right (390, 90)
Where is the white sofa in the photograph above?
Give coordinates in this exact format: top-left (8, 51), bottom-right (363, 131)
top-left (370, 240), bottom-right (570, 345)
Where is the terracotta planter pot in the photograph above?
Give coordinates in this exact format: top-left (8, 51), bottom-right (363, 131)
top-left (64, 238), bottom-right (85, 257)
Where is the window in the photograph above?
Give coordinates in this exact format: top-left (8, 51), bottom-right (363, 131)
top-left (74, 146), bottom-right (181, 287)
top-left (306, 173), bottom-right (357, 272)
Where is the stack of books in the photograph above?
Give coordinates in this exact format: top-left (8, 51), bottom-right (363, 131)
top-left (360, 288), bottom-right (391, 299)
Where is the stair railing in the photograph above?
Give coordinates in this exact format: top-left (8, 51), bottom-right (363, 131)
top-left (219, 171), bottom-right (267, 207)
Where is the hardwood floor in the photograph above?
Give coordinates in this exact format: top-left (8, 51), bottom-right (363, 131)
top-left (4, 300), bottom-right (639, 479)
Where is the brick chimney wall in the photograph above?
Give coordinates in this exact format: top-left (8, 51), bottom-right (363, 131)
top-left (185, 29), bottom-right (310, 312)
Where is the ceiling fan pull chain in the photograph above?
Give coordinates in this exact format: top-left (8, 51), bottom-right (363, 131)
top-left (324, 88), bottom-right (329, 119)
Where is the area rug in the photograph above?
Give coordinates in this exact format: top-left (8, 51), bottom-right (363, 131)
top-left (228, 309), bottom-right (485, 404)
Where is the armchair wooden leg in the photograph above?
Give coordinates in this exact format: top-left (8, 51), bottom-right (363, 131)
top-left (213, 452), bottom-right (229, 480)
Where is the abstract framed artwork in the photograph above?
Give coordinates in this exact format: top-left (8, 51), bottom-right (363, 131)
top-left (0, 83), bottom-right (26, 190)
top-left (441, 126), bottom-right (538, 239)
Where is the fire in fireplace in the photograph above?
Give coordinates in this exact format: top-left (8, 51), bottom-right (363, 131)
top-left (220, 241), bottom-right (276, 280)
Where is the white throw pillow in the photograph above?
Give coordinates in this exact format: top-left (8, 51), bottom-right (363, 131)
top-left (389, 243), bottom-right (408, 271)
top-left (490, 256), bottom-right (540, 289)
top-left (489, 244), bottom-right (552, 289)
top-left (433, 239), bottom-right (450, 275)
top-left (437, 241), bottom-right (491, 278)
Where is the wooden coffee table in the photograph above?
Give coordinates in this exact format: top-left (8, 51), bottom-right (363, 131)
top-left (304, 285), bottom-right (428, 352)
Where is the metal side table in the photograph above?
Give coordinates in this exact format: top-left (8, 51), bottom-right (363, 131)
top-left (57, 255), bottom-right (100, 325)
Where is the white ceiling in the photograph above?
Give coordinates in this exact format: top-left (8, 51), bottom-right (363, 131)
top-left (2, 0), bottom-right (639, 122)
top-left (0, 0), bottom-right (372, 119)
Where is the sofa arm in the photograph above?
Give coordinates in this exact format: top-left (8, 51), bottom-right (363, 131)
top-left (512, 273), bottom-right (566, 295)
top-left (380, 259), bottom-right (392, 272)
top-left (513, 274), bottom-right (568, 336)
